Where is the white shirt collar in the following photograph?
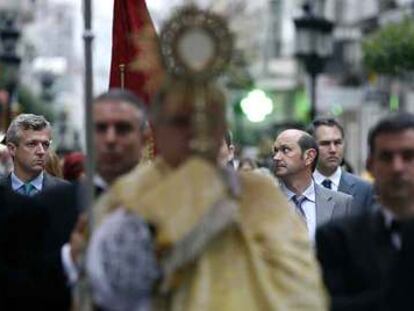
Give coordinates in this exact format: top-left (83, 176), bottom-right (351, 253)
top-left (11, 171), bottom-right (44, 191)
top-left (280, 180), bottom-right (316, 203)
top-left (381, 207), bottom-right (397, 229)
top-left (280, 179), bottom-right (317, 242)
top-left (94, 174), bottom-right (108, 190)
top-left (381, 207), bottom-right (402, 249)
top-left (314, 167), bottom-right (342, 190)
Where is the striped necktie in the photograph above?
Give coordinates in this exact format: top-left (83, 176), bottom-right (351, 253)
top-left (291, 195), bottom-right (307, 221)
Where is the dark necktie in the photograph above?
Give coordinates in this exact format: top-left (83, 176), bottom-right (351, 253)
top-left (321, 179), bottom-right (332, 189)
top-left (23, 183), bottom-right (35, 196)
top-left (389, 219), bottom-right (403, 250)
top-left (292, 195), bottom-right (307, 221)
top-left (390, 220), bottom-right (401, 234)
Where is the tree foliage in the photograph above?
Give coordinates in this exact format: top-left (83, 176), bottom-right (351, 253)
top-left (362, 18), bottom-right (414, 75)
top-left (0, 64), bottom-right (55, 121)
top-left (17, 86), bottom-right (55, 121)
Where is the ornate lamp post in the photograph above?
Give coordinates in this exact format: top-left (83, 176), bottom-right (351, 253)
top-left (293, 2), bottom-right (333, 120)
top-left (0, 11), bottom-right (21, 128)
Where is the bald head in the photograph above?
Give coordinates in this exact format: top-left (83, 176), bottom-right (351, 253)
top-left (278, 130), bottom-right (318, 155)
top-left (273, 129), bottom-right (319, 179)
top-left (278, 129), bottom-right (306, 143)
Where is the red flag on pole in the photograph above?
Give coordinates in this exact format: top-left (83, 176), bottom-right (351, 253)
top-left (109, 0), bottom-right (164, 105)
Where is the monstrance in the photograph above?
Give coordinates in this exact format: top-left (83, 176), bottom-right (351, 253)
top-left (159, 6), bottom-right (233, 157)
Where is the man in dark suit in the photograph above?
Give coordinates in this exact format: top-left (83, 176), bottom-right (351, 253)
top-left (92, 89), bottom-right (147, 195)
top-left (0, 183), bottom-right (48, 309)
top-left (0, 183), bottom-right (84, 310)
top-left (38, 183), bottom-right (86, 310)
top-left (316, 113), bottom-right (414, 311)
top-left (0, 113), bottom-right (68, 194)
top-left (308, 117), bottom-right (375, 213)
top-left (0, 114), bottom-right (82, 310)
top-left (382, 219), bottom-right (414, 311)
top-left (273, 129), bottom-right (353, 241)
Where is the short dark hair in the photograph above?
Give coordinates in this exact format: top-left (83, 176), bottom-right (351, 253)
top-left (298, 132), bottom-right (319, 172)
top-left (94, 88), bottom-right (147, 130)
top-left (368, 113), bottom-right (414, 155)
top-left (94, 88), bottom-right (145, 108)
top-left (307, 117), bottom-right (345, 138)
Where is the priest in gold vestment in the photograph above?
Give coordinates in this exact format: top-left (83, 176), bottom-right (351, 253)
top-left (90, 81), bottom-right (328, 310)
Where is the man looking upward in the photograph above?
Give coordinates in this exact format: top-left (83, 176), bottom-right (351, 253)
top-left (273, 129), bottom-right (353, 240)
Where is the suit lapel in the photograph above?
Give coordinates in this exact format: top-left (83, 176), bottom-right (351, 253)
top-left (368, 209), bottom-right (399, 278)
top-left (338, 172), bottom-right (354, 194)
top-left (1, 174), bottom-right (13, 191)
top-left (315, 184), bottom-right (335, 225)
top-left (42, 172), bottom-right (49, 190)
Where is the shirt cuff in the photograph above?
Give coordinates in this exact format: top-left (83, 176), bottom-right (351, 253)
top-left (61, 243), bottom-right (79, 285)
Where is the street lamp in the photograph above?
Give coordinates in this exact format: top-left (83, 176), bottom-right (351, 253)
top-left (293, 2), bottom-right (334, 120)
top-left (0, 11), bottom-right (21, 129)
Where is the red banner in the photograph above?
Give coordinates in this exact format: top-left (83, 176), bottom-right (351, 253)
top-left (109, 0), bottom-right (164, 105)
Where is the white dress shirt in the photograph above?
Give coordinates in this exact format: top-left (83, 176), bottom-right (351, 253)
top-left (382, 208), bottom-right (402, 250)
top-left (280, 181), bottom-right (317, 241)
top-left (313, 167), bottom-right (342, 192)
top-left (11, 171), bottom-right (43, 195)
top-left (94, 174), bottom-right (109, 192)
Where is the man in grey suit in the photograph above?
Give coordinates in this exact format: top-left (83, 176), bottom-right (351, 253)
top-left (273, 129), bottom-right (353, 241)
top-left (308, 117), bottom-right (375, 213)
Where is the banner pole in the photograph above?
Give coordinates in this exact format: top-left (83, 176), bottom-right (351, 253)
top-left (83, 0), bottom-right (95, 222)
top-left (77, 0), bottom-right (95, 309)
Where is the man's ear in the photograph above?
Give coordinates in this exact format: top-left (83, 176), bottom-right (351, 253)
top-left (305, 148), bottom-right (317, 167)
top-left (7, 143), bottom-right (16, 157)
top-left (229, 144), bottom-right (235, 156)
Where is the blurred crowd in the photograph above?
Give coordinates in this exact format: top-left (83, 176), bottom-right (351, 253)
top-left (1, 81), bottom-right (414, 311)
